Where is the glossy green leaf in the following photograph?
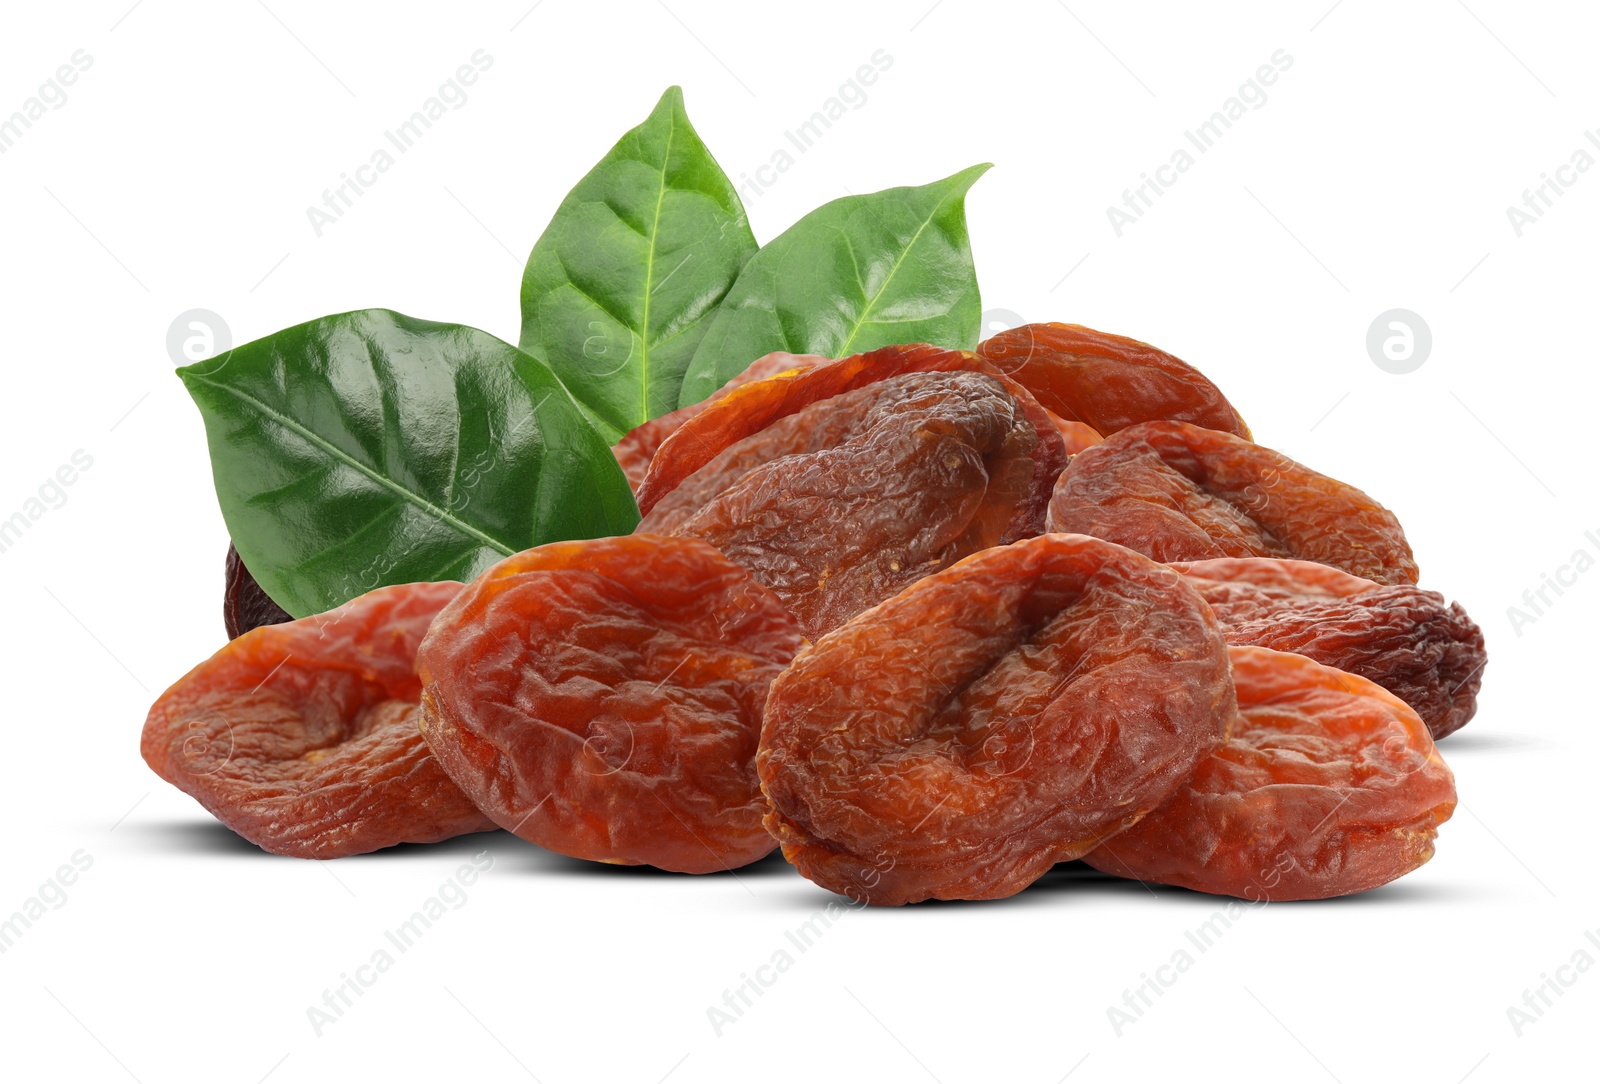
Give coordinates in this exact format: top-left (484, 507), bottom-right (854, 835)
top-left (677, 164), bottom-right (991, 407)
top-left (519, 86), bottom-right (757, 442)
top-left (178, 309), bottom-right (639, 618)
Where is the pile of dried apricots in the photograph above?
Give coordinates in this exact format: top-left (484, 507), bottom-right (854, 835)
top-left (143, 323), bottom-right (1483, 905)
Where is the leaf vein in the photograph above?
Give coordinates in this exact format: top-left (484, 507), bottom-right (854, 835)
top-left (194, 378), bottom-right (516, 556)
top-left (837, 211), bottom-right (942, 356)
top-left (637, 114), bottom-right (678, 428)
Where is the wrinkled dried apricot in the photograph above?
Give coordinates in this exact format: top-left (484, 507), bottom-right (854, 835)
top-left (977, 322), bottom-right (1250, 438)
top-left (417, 535), bottom-right (802, 873)
top-left (639, 369), bottom-right (1044, 637)
top-left (612, 352), bottom-right (828, 493)
top-left (758, 533), bottom-right (1235, 905)
top-left (224, 542), bottom-right (292, 639)
top-left (142, 581), bottom-right (496, 858)
top-left (1174, 558), bottom-right (1486, 739)
top-left (635, 343), bottom-right (1066, 533)
top-left (1048, 421), bottom-right (1419, 585)
top-left (1085, 645), bottom-right (1456, 900)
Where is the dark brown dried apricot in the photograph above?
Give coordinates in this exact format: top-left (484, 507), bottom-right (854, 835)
top-left (1174, 558), bottom-right (1486, 739)
top-left (612, 352), bottom-right (828, 493)
top-left (142, 581), bottom-right (496, 858)
top-left (977, 322), bottom-right (1250, 438)
top-left (1047, 421), bottom-right (1419, 585)
top-left (639, 369), bottom-right (1044, 638)
top-left (758, 533), bottom-right (1235, 905)
top-left (417, 535), bottom-right (802, 874)
top-left (635, 343), bottom-right (1066, 532)
top-left (1085, 645), bottom-right (1457, 900)
top-left (224, 542), bottom-right (292, 640)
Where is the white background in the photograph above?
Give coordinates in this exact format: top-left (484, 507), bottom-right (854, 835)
top-left (0, 1), bottom-right (1594, 1081)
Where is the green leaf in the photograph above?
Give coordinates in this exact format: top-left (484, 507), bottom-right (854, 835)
top-left (519, 86), bottom-right (757, 442)
top-left (178, 309), bottom-right (639, 618)
top-left (677, 164), bottom-right (991, 408)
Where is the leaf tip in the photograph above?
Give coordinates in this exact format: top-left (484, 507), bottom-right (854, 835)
top-left (949, 162), bottom-right (994, 190)
top-left (175, 351), bottom-right (231, 383)
top-left (655, 85), bottom-right (686, 114)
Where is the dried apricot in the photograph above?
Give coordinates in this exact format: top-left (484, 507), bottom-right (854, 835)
top-left (612, 352), bottom-right (827, 493)
top-left (1047, 421), bottom-right (1419, 585)
top-left (224, 542), bottom-right (292, 640)
top-left (635, 343), bottom-right (1066, 532)
top-left (1174, 558), bottom-right (1486, 739)
top-left (1047, 411), bottom-right (1104, 456)
top-left (640, 369), bottom-right (1045, 637)
top-left (1085, 645), bottom-right (1456, 900)
top-left (417, 535), bottom-right (802, 873)
top-left (758, 533), bottom-right (1235, 905)
top-left (142, 581), bottom-right (496, 858)
top-left (977, 322), bottom-right (1250, 438)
